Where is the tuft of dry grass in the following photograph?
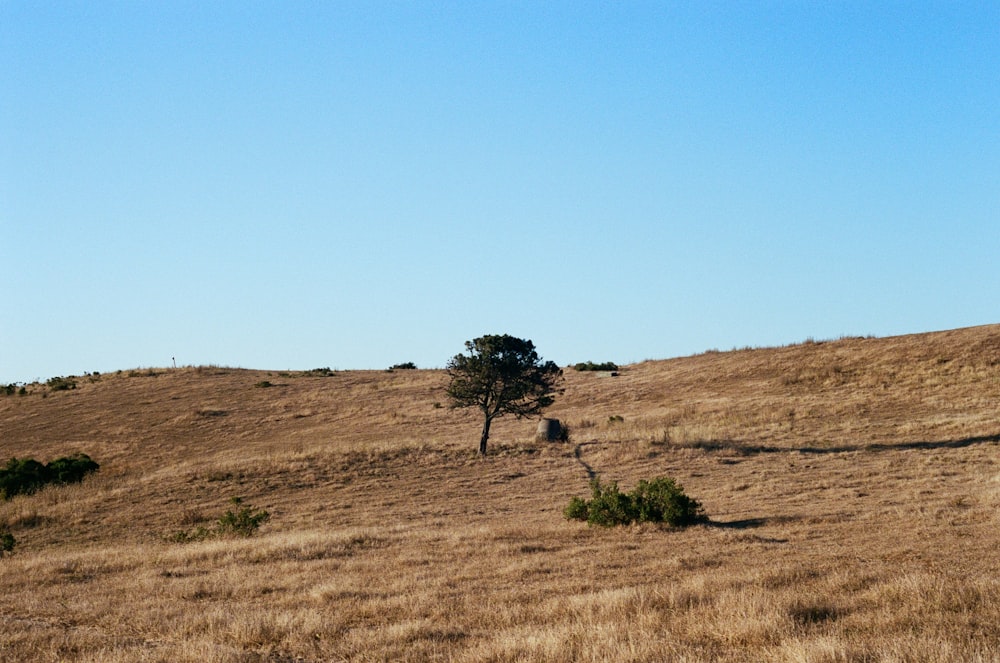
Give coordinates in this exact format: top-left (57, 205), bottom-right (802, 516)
top-left (2, 326), bottom-right (1000, 660)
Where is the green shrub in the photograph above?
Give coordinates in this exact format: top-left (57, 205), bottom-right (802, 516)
top-left (584, 479), bottom-right (636, 527)
top-left (2, 384), bottom-right (17, 396)
top-left (0, 454), bottom-right (100, 500)
top-left (0, 458), bottom-right (48, 499)
top-left (629, 477), bottom-right (705, 526)
top-left (565, 477), bottom-right (705, 528)
top-left (0, 528), bottom-right (15, 557)
top-left (173, 498), bottom-right (270, 542)
top-left (573, 361), bottom-right (619, 372)
top-left (389, 362), bottom-right (417, 370)
top-left (46, 454), bottom-right (100, 485)
top-left (563, 496), bottom-right (589, 521)
top-left (608, 415), bottom-right (624, 423)
top-left (216, 498), bottom-right (270, 537)
top-left (46, 376), bottom-right (77, 391)
top-left (254, 381), bottom-right (273, 389)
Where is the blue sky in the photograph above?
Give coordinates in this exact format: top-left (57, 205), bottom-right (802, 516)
top-left (2, 2), bottom-right (998, 383)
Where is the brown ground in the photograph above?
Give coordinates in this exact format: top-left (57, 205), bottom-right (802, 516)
top-left (2, 325), bottom-right (999, 661)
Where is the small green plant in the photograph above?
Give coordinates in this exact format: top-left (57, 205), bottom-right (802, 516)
top-left (0, 528), bottom-right (15, 557)
top-left (169, 526), bottom-right (212, 543)
top-left (573, 361), bottom-right (619, 372)
top-left (2, 383), bottom-right (17, 396)
top-left (564, 476), bottom-right (705, 528)
top-left (173, 498), bottom-right (270, 541)
top-left (216, 497), bottom-right (271, 537)
top-left (253, 381), bottom-right (273, 389)
top-left (608, 415), bottom-right (624, 423)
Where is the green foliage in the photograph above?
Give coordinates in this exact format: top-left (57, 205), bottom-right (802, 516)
top-left (629, 477), bottom-right (705, 526)
top-left (583, 479), bottom-right (636, 527)
top-left (46, 376), bottom-right (77, 391)
top-left (2, 383), bottom-right (17, 396)
top-left (0, 458), bottom-right (46, 499)
top-left (173, 498), bottom-right (270, 542)
top-left (0, 454), bottom-right (100, 500)
top-left (389, 362), bottom-right (417, 370)
top-left (446, 334), bottom-right (563, 455)
top-left (573, 361), bottom-right (619, 372)
top-left (563, 496), bottom-right (589, 521)
top-left (565, 477), bottom-right (705, 528)
top-left (216, 497), bottom-right (271, 537)
top-left (0, 528), bottom-right (15, 557)
top-left (254, 381), bottom-right (273, 389)
top-left (46, 454), bottom-right (100, 485)
top-left (608, 415), bottom-right (624, 423)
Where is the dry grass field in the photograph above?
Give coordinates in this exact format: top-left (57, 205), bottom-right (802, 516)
top-left (2, 325), bottom-right (1000, 662)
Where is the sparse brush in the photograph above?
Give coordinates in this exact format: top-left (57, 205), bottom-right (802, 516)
top-left (172, 498), bottom-right (270, 542)
top-left (46, 376), bottom-right (77, 391)
top-left (216, 497), bottom-right (271, 537)
top-left (0, 527), bottom-right (14, 557)
top-left (573, 361), bottom-right (619, 372)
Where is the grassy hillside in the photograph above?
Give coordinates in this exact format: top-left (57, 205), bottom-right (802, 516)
top-left (2, 325), bottom-right (1000, 661)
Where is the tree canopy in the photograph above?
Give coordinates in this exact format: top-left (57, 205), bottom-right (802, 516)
top-left (446, 334), bottom-right (563, 455)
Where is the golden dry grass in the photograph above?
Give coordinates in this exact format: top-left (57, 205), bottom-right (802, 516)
top-left (2, 325), bottom-right (1000, 661)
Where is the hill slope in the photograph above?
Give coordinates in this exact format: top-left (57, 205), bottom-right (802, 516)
top-left (2, 325), bottom-right (1000, 661)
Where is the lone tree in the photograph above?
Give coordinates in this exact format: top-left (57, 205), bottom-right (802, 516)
top-left (446, 334), bottom-right (563, 455)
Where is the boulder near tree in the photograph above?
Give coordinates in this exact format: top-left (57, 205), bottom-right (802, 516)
top-left (446, 334), bottom-right (563, 455)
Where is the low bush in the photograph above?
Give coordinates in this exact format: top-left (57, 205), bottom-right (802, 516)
top-left (564, 476), bottom-right (705, 528)
top-left (573, 361), bottom-right (619, 372)
top-left (46, 376), bottom-right (77, 391)
top-left (0, 527), bottom-right (14, 557)
top-left (389, 362), bottom-right (417, 370)
top-left (216, 497), bottom-right (271, 537)
top-left (46, 454), bottom-right (100, 484)
top-left (0, 454), bottom-right (100, 500)
top-left (172, 498), bottom-right (270, 542)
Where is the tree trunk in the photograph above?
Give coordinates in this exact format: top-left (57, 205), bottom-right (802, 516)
top-left (479, 416), bottom-right (492, 456)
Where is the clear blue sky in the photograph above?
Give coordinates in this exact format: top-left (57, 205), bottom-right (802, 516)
top-left (2, 2), bottom-right (998, 383)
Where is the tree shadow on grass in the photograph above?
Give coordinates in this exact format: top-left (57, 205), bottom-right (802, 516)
top-left (573, 441), bottom-right (600, 480)
top-left (703, 516), bottom-right (793, 543)
top-left (706, 517), bottom-right (769, 529)
top-left (683, 433), bottom-right (1000, 456)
